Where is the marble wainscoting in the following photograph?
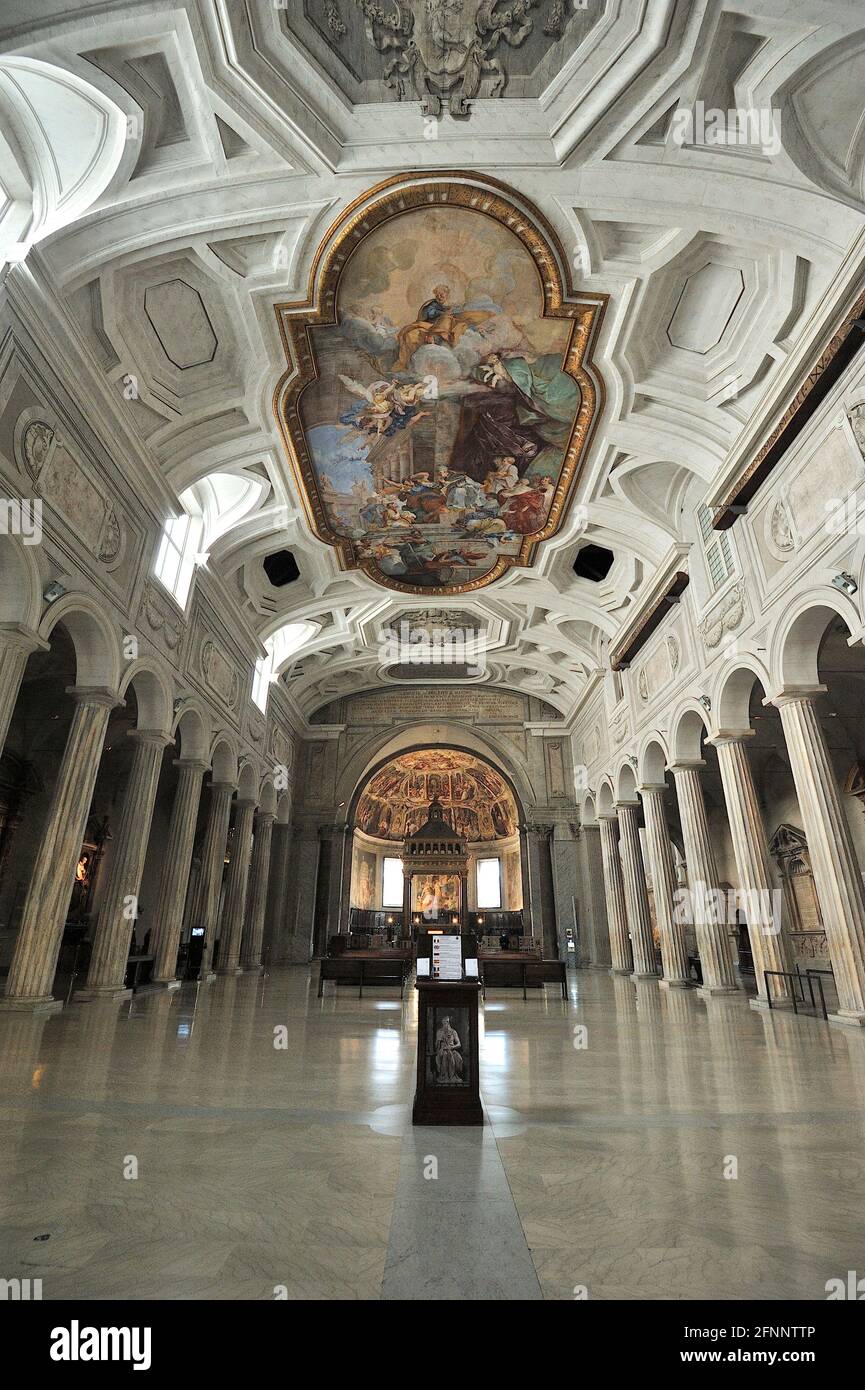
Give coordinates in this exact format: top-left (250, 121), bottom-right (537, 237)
top-left (0, 968), bottom-right (864, 1300)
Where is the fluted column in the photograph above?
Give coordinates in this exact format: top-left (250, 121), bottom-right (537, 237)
top-left (0, 687), bottom-right (117, 1011)
top-left (241, 810), bottom-right (275, 972)
top-left (76, 729), bottom-right (172, 999)
top-left (598, 813), bottom-right (633, 974)
top-left (670, 761), bottom-right (739, 996)
top-left (265, 820), bottom-right (293, 964)
top-left (774, 691), bottom-right (865, 1025)
top-left (578, 823), bottom-right (611, 966)
top-left (616, 801), bottom-right (659, 979)
top-left (217, 798), bottom-right (256, 974)
top-left (712, 734), bottom-right (791, 1004)
top-left (151, 759), bottom-right (207, 985)
top-left (638, 784), bottom-right (689, 987)
top-left (196, 781), bottom-right (236, 978)
top-left (0, 625), bottom-right (46, 758)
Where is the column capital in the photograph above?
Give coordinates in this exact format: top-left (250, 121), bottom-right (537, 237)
top-left (636, 782), bottom-right (667, 795)
top-left (209, 780), bottom-right (237, 795)
top-left (234, 797), bottom-right (258, 811)
top-left (667, 759), bottom-right (707, 773)
top-left (582, 820), bottom-right (602, 833)
top-left (173, 757), bottom-right (208, 774)
top-left (0, 622), bottom-right (49, 655)
top-left (769, 685), bottom-right (828, 708)
top-left (65, 685), bottom-right (122, 710)
top-left (614, 799), bottom-right (640, 813)
top-left (255, 810), bottom-right (277, 826)
top-left (707, 728), bottom-right (756, 746)
top-left (128, 728), bottom-right (174, 749)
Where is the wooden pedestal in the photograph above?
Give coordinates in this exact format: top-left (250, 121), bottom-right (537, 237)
top-left (412, 978), bottom-right (484, 1126)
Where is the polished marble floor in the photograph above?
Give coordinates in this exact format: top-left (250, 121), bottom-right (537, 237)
top-left (1, 966), bottom-right (864, 1300)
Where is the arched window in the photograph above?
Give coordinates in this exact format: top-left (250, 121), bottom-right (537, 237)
top-left (252, 620), bottom-right (319, 712)
top-left (153, 471), bottom-right (266, 608)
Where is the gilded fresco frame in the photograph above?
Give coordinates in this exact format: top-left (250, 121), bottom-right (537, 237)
top-left (272, 171), bottom-right (607, 596)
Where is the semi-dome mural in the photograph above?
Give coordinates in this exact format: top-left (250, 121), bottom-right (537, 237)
top-left (354, 748), bottom-right (518, 841)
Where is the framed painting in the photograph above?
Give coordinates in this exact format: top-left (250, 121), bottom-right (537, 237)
top-left (274, 173), bottom-right (606, 595)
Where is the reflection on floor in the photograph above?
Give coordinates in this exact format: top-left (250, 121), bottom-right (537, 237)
top-left (1, 967), bottom-right (864, 1300)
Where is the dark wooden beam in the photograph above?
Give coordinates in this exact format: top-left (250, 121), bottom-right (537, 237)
top-left (610, 572), bottom-right (690, 672)
top-left (713, 291), bottom-right (865, 530)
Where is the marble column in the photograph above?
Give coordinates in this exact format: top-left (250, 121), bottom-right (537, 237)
top-left (150, 759), bottom-right (207, 986)
top-left (616, 801), bottom-right (659, 979)
top-left (598, 813), bottom-right (633, 974)
top-left (241, 810), bottom-right (275, 972)
top-left (196, 781), bottom-right (236, 978)
top-left (76, 729), bottom-right (172, 999)
top-left (774, 691), bottom-right (865, 1026)
top-left (527, 823), bottom-right (557, 957)
top-left (670, 761), bottom-right (739, 997)
top-left (638, 784), bottom-right (690, 988)
top-left (581, 823), bottom-right (612, 967)
top-left (0, 625), bottom-right (46, 758)
top-left (263, 820), bottom-right (292, 965)
top-left (0, 687), bottom-right (116, 1011)
top-left (712, 734), bottom-right (792, 1004)
top-left (217, 798), bottom-right (256, 974)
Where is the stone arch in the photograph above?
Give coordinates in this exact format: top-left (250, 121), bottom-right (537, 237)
top-left (714, 658), bottom-right (773, 733)
top-left (670, 702), bottom-right (712, 762)
top-left (237, 760), bottom-right (259, 802)
top-left (615, 759), bottom-right (638, 803)
top-left (209, 735), bottom-right (238, 786)
top-left (581, 790), bottom-right (597, 826)
top-left (336, 719), bottom-right (536, 826)
top-left (259, 779), bottom-right (277, 816)
top-left (596, 778), bottom-right (615, 818)
top-left (773, 593), bottom-right (858, 691)
top-left (119, 659), bottom-right (173, 735)
top-left (0, 531), bottom-right (42, 628)
top-left (172, 701), bottom-right (210, 762)
top-left (38, 593), bottom-right (120, 691)
top-left (276, 789), bottom-right (292, 826)
top-left (638, 734), bottom-right (669, 785)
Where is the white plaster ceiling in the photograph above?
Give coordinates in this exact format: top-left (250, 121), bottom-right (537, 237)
top-left (1, 0), bottom-right (864, 726)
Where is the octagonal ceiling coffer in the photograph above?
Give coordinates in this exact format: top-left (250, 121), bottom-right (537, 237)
top-left (666, 262), bottom-right (745, 355)
top-left (144, 279), bottom-right (218, 369)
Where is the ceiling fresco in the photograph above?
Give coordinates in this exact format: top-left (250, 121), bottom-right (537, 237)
top-left (275, 177), bottom-right (606, 595)
top-left (355, 749), bottom-right (518, 842)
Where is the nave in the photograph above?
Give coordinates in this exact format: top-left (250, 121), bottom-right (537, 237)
top-left (2, 967), bottom-right (864, 1302)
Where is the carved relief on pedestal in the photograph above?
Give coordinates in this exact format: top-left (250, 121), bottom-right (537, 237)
top-left (699, 581), bottom-right (747, 650)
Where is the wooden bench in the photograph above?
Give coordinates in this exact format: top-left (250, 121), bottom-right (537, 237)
top-left (318, 956), bottom-right (409, 998)
top-left (481, 958), bottom-right (567, 1000)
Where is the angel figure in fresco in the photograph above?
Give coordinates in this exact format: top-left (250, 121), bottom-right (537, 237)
top-left (394, 283), bottom-right (493, 370)
top-left (338, 376), bottom-right (431, 439)
top-left (435, 1016), bottom-right (464, 1084)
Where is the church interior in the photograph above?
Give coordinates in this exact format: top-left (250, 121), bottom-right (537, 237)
top-left (2, 0), bottom-right (865, 1319)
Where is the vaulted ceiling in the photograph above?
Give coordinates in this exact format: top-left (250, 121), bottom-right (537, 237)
top-left (2, 0), bottom-right (864, 727)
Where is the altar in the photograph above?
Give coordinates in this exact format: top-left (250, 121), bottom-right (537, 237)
top-left (401, 796), bottom-right (469, 937)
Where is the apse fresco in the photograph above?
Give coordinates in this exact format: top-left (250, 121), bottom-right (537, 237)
top-left (275, 180), bottom-right (605, 595)
top-left (355, 750), bottom-right (517, 843)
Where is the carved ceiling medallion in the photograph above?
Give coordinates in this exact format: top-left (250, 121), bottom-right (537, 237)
top-left (274, 174), bottom-right (606, 595)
